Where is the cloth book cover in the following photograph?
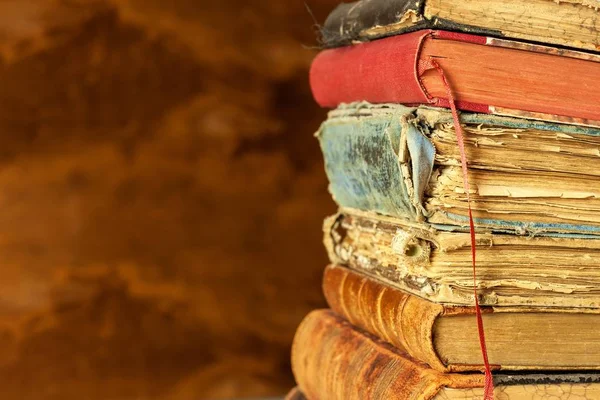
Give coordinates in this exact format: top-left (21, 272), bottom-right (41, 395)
top-left (311, 30), bottom-right (600, 124)
top-left (318, 103), bottom-right (600, 236)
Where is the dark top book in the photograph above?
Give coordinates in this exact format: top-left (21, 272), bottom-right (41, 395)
top-left (321, 0), bottom-right (600, 52)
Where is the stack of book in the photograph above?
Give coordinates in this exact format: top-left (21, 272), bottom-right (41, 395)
top-left (288, 0), bottom-right (600, 399)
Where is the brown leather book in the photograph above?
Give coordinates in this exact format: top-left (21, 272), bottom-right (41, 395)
top-left (292, 309), bottom-right (600, 399)
top-left (292, 309), bottom-right (483, 399)
top-left (323, 264), bottom-right (600, 372)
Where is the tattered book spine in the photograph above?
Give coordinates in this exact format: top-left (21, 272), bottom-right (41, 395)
top-left (324, 211), bottom-right (600, 308)
top-left (321, 0), bottom-right (427, 47)
top-left (317, 104), bottom-right (433, 221)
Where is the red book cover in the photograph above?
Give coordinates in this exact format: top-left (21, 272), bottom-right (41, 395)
top-left (310, 30), bottom-right (600, 123)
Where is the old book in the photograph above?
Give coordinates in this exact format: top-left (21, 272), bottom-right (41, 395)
top-left (323, 264), bottom-right (600, 371)
top-left (292, 309), bottom-right (600, 399)
top-left (318, 103), bottom-right (600, 236)
top-left (321, 0), bottom-right (600, 52)
top-left (326, 211), bottom-right (600, 308)
top-left (311, 30), bottom-right (600, 123)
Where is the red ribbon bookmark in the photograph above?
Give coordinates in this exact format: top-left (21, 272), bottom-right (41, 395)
top-left (428, 58), bottom-right (494, 399)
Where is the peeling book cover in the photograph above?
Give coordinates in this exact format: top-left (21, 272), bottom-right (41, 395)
top-left (317, 103), bottom-right (600, 237)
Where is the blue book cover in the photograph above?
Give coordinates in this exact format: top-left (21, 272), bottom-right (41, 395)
top-left (318, 103), bottom-right (600, 237)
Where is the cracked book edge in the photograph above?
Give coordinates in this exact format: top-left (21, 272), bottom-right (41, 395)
top-left (321, 0), bottom-right (426, 47)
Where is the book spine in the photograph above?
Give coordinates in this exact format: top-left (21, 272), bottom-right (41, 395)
top-left (321, 0), bottom-right (426, 47)
top-left (323, 264), bottom-right (450, 371)
top-left (291, 310), bottom-right (473, 399)
top-left (310, 30), bottom-right (430, 108)
top-left (317, 106), bottom-right (435, 220)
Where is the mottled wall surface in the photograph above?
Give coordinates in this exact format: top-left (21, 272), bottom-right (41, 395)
top-left (0, 1), bottom-right (337, 398)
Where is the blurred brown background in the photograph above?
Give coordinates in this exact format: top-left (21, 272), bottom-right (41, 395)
top-left (0, 1), bottom-right (338, 398)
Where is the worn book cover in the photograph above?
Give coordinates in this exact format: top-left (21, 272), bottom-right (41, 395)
top-left (321, 0), bottom-right (600, 52)
top-left (318, 103), bottom-right (600, 236)
top-left (323, 264), bottom-right (600, 372)
top-left (311, 30), bottom-right (600, 122)
top-left (326, 211), bottom-right (600, 307)
top-left (291, 310), bottom-right (600, 399)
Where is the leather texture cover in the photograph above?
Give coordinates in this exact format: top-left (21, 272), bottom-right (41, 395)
top-left (322, 264), bottom-right (600, 372)
top-left (323, 264), bottom-right (451, 371)
top-left (291, 309), bottom-right (600, 398)
top-left (321, 0), bottom-right (429, 47)
top-left (291, 309), bottom-right (483, 400)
